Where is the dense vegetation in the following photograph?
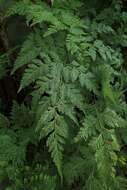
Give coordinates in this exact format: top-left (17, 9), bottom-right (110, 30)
top-left (0, 0), bottom-right (127, 189)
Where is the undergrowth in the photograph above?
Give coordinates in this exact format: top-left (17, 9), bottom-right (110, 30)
top-left (0, 0), bottom-right (127, 189)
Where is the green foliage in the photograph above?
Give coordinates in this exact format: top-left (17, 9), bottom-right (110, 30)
top-left (0, 0), bottom-right (127, 189)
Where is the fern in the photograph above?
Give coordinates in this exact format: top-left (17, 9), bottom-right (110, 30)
top-left (12, 31), bottom-right (42, 73)
top-left (0, 113), bottom-right (9, 128)
top-left (0, 134), bottom-right (25, 165)
top-left (0, 0), bottom-right (127, 189)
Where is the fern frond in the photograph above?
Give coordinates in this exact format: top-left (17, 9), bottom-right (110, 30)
top-left (0, 134), bottom-right (25, 165)
top-left (0, 113), bottom-right (9, 128)
top-left (10, 101), bottom-right (33, 129)
top-left (36, 107), bottom-right (68, 179)
top-left (63, 156), bottom-right (86, 185)
top-left (19, 58), bottom-right (48, 91)
top-left (12, 32), bottom-right (42, 73)
top-left (75, 115), bottom-right (97, 142)
top-left (84, 174), bottom-right (105, 190)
